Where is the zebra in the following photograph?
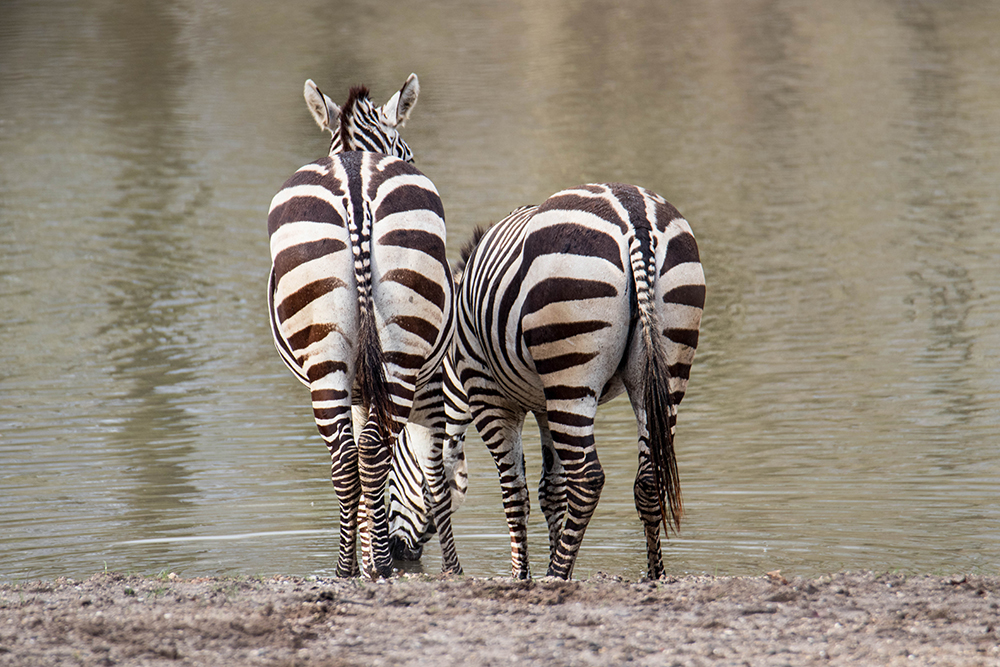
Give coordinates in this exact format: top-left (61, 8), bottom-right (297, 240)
top-left (386, 355), bottom-right (470, 561)
top-left (267, 75), bottom-right (462, 578)
top-left (452, 183), bottom-right (705, 580)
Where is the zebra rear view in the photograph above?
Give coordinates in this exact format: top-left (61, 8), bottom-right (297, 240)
top-left (455, 183), bottom-right (705, 579)
top-left (267, 75), bottom-right (461, 578)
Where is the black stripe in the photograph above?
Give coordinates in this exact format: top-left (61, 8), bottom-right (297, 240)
top-left (548, 431), bottom-right (595, 452)
top-left (544, 385), bottom-right (594, 401)
top-left (379, 228), bottom-right (447, 261)
top-left (381, 268), bottom-right (446, 310)
top-left (307, 360), bottom-right (349, 382)
top-left (385, 351), bottom-right (425, 370)
top-left (533, 351), bottom-right (599, 375)
top-left (287, 323), bottom-right (337, 352)
top-left (523, 320), bottom-right (610, 348)
top-left (546, 410), bottom-right (593, 428)
top-left (312, 389), bottom-right (349, 402)
top-left (536, 193), bottom-right (627, 233)
top-left (268, 196), bottom-right (343, 236)
top-left (367, 158), bottom-right (422, 197)
top-left (276, 277), bottom-right (348, 322)
top-left (653, 199), bottom-right (683, 232)
top-left (660, 232), bottom-right (700, 275)
top-left (284, 160), bottom-right (341, 190)
top-left (664, 328), bottom-right (700, 348)
top-left (663, 284), bottom-right (706, 308)
top-left (387, 315), bottom-right (439, 345)
top-left (375, 184), bottom-right (445, 221)
top-left (523, 278), bottom-right (618, 316)
top-left (669, 362), bottom-right (692, 380)
top-left (522, 223), bottom-right (623, 270)
top-left (272, 239), bottom-right (348, 281)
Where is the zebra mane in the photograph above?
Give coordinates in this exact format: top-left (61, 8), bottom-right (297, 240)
top-left (456, 225), bottom-right (489, 277)
top-left (339, 86), bottom-right (371, 149)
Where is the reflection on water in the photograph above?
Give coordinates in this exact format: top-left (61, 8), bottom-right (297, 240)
top-left (1, 1), bottom-right (998, 582)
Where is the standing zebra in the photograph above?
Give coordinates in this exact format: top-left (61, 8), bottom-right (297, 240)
top-left (453, 183), bottom-right (705, 580)
top-left (267, 75), bottom-right (461, 578)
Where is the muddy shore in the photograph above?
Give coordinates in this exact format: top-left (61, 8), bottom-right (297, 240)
top-left (1, 571), bottom-right (997, 666)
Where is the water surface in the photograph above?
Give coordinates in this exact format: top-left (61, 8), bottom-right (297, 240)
top-left (2, 0), bottom-right (999, 582)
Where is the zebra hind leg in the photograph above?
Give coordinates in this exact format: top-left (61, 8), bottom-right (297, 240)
top-left (357, 414), bottom-right (394, 578)
top-left (634, 448), bottom-right (666, 579)
top-left (313, 390), bottom-right (363, 577)
top-left (324, 425), bottom-right (362, 578)
top-left (535, 412), bottom-right (567, 562)
top-left (544, 404), bottom-right (604, 580)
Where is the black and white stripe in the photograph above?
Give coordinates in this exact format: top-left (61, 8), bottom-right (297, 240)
top-left (453, 183), bottom-right (705, 579)
top-left (267, 76), bottom-right (461, 578)
top-left (385, 355), bottom-right (470, 560)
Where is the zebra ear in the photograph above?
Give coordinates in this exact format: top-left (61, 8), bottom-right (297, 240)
top-left (304, 79), bottom-right (340, 135)
top-left (383, 73), bottom-right (419, 128)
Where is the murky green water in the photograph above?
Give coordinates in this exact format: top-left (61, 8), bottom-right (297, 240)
top-left (2, 0), bottom-right (998, 582)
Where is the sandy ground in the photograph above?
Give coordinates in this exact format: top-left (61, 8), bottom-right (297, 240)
top-left (1, 570), bottom-right (997, 666)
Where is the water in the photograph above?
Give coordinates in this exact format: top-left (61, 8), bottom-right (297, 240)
top-left (2, 0), bottom-right (999, 582)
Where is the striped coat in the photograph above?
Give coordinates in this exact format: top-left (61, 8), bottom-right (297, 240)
top-left (453, 183), bottom-right (705, 579)
top-left (267, 76), bottom-right (461, 578)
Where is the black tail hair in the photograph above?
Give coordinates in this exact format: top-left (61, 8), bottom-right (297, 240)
top-left (643, 341), bottom-right (682, 534)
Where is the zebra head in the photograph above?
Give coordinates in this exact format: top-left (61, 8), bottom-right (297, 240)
top-left (303, 74), bottom-right (420, 162)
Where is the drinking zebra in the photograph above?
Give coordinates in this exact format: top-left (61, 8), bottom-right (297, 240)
top-left (386, 356), bottom-right (470, 561)
top-left (267, 75), bottom-right (461, 578)
top-left (453, 183), bottom-right (705, 579)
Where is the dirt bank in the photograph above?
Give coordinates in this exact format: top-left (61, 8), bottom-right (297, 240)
top-left (1, 571), bottom-right (997, 666)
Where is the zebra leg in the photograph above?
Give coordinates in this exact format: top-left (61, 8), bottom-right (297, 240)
top-left (357, 411), bottom-right (394, 579)
top-left (406, 421), bottom-right (463, 574)
top-left (472, 402), bottom-right (530, 579)
top-left (634, 441), bottom-right (666, 580)
top-left (626, 350), bottom-right (680, 581)
top-left (352, 406), bottom-right (375, 575)
top-left (534, 411), bottom-right (567, 561)
top-left (314, 388), bottom-right (362, 578)
top-left (545, 400), bottom-right (604, 580)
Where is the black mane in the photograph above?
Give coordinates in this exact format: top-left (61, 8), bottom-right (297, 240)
top-left (456, 225), bottom-right (489, 277)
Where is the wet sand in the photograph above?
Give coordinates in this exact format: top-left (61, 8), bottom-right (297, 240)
top-left (1, 571), bottom-right (997, 666)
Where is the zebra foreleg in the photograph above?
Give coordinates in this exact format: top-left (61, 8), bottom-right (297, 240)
top-left (406, 422), bottom-right (463, 574)
top-left (535, 412), bottom-right (567, 561)
top-left (474, 402), bottom-right (531, 579)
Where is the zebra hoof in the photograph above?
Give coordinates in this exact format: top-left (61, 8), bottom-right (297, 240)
top-left (441, 563), bottom-right (463, 576)
top-left (389, 536), bottom-right (424, 561)
top-left (366, 562), bottom-right (395, 580)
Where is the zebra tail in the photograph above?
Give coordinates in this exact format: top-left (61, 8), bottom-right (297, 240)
top-left (631, 230), bottom-right (683, 536)
top-left (352, 200), bottom-right (394, 439)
